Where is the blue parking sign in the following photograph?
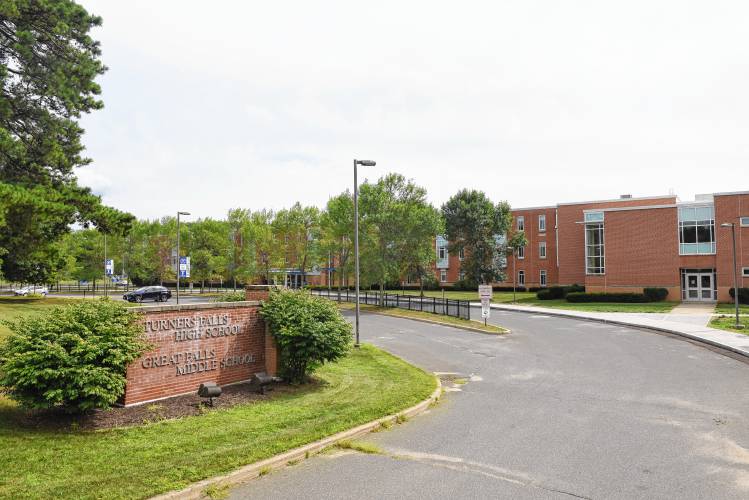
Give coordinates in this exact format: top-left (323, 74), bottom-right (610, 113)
top-left (179, 256), bottom-right (190, 278)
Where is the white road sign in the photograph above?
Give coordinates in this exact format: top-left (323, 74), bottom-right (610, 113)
top-left (481, 297), bottom-right (491, 319)
top-left (478, 285), bottom-right (493, 299)
top-left (105, 259), bottom-right (114, 276)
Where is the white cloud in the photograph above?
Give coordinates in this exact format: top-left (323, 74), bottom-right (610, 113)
top-left (78, 0), bottom-right (749, 219)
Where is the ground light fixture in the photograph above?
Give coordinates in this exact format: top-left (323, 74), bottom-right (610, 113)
top-left (198, 381), bottom-right (221, 407)
top-left (176, 211), bottom-right (191, 305)
top-left (720, 222), bottom-right (743, 329)
top-left (353, 159), bottom-right (376, 347)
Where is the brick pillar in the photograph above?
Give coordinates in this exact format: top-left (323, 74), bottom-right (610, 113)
top-left (264, 323), bottom-right (279, 376)
top-left (247, 285), bottom-right (280, 375)
top-left (246, 284), bottom-right (277, 301)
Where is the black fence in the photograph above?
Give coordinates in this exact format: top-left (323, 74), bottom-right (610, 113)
top-left (315, 289), bottom-right (471, 321)
top-left (0, 283), bottom-right (237, 296)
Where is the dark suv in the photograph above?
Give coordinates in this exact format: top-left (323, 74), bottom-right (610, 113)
top-left (123, 286), bottom-right (171, 303)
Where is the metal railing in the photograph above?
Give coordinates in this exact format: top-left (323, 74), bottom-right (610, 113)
top-left (316, 289), bottom-right (471, 320)
top-left (0, 283), bottom-right (239, 295)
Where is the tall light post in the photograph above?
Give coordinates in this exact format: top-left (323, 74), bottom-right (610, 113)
top-left (176, 211), bottom-right (190, 305)
top-left (353, 159), bottom-right (376, 347)
top-left (721, 222), bottom-right (743, 329)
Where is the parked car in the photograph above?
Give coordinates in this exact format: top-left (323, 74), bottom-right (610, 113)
top-left (14, 286), bottom-right (49, 296)
top-left (123, 286), bottom-right (171, 303)
top-left (114, 279), bottom-right (129, 287)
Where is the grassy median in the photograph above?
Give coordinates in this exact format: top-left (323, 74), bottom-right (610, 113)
top-left (0, 344), bottom-right (436, 500)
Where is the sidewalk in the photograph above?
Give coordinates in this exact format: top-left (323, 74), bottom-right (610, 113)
top-left (482, 302), bottom-right (749, 359)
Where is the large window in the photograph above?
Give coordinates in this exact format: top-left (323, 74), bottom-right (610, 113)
top-left (741, 217), bottom-right (749, 227)
top-left (539, 241), bottom-right (547, 259)
top-left (440, 270), bottom-right (447, 282)
top-left (517, 245), bottom-right (525, 259)
top-left (518, 270), bottom-right (525, 286)
top-left (438, 246), bottom-right (447, 260)
top-left (585, 222), bottom-right (605, 275)
top-left (517, 216), bottom-right (525, 231)
top-left (679, 206), bottom-right (715, 255)
top-left (539, 214), bottom-right (546, 232)
top-left (540, 270), bottom-right (547, 287)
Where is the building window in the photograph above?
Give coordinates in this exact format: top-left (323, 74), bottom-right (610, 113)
top-left (539, 215), bottom-right (546, 232)
top-left (440, 270), bottom-right (447, 282)
top-left (679, 206), bottom-right (715, 255)
top-left (517, 216), bottom-right (525, 231)
top-left (585, 222), bottom-right (605, 275)
top-left (741, 217), bottom-right (749, 227)
top-left (438, 246), bottom-right (447, 260)
top-left (743, 267), bottom-right (749, 278)
top-left (459, 271), bottom-right (465, 281)
top-left (458, 248), bottom-right (464, 261)
top-left (584, 211), bottom-right (604, 223)
top-left (517, 245), bottom-right (525, 259)
top-left (517, 270), bottom-right (525, 286)
top-left (540, 270), bottom-right (547, 287)
top-left (539, 241), bottom-right (547, 259)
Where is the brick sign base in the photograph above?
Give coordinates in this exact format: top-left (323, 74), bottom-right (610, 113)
top-left (123, 288), bottom-right (277, 406)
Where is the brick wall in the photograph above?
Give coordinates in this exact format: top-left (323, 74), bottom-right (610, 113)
top-left (496, 207), bottom-right (557, 288)
top-left (715, 193), bottom-right (749, 301)
top-left (123, 301), bottom-right (273, 406)
top-left (557, 196), bottom-right (676, 285)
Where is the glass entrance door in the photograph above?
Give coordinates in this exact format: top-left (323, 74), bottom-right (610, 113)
top-left (684, 272), bottom-right (714, 301)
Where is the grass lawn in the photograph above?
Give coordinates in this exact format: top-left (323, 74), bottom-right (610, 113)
top-left (714, 302), bottom-right (749, 314)
top-left (0, 296), bottom-right (79, 340)
top-left (512, 297), bottom-right (678, 313)
top-left (337, 302), bottom-right (507, 334)
top-left (709, 315), bottom-right (749, 334)
top-left (0, 345), bottom-right (436, 500)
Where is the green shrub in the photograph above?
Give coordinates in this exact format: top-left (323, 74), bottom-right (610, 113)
top-left (566, 292), bottom-right (649, 303)
top-left (729, 288), bottom-right (749, 305)
top-left (212, 291), bottom-right (247, 302)
top-left (260, 289), bottom-right (353, 384)
top-left (537, 284), bottom-right (585, 300)
top-left (0, 299), bottom-right (149, 412)
top-left (643, 287), bottom-right (669, 302)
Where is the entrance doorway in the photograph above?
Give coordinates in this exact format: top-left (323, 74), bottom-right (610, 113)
top-left (681, 269), bottom-right (716, 302)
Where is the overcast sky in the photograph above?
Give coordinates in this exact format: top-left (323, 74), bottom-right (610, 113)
top-left (77, 1), bottom-right (749, 220)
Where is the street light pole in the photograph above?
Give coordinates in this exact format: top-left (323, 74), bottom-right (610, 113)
top-left (103, 232), bottom-right (107, 298)
top-left (721, 222), bottom-right (743, 329)
top-left (177, 211), bottom-right (190, 305)
top-left (353, 159), bottom-right (376, 347)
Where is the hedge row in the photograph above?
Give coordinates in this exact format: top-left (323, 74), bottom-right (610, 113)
top-left (729, 288), bottom-right (749, 305)
top-left (565, 287), bottom-right (669, 303)
top-left (536, 284), bottom-right (585, 300)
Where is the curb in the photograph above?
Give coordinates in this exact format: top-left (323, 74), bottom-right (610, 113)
top-left (360, 309), bottom-right (510, 336)
top-left (150, 377), bottom-right (443, 500)
top-left (489, 304), bottom-right (749, 360)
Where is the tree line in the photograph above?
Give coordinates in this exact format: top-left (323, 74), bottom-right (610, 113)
top-left (48, 178), bottom-right (525, 291)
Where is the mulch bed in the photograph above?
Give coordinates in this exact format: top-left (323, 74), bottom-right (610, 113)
top-left (7, 380), bottom-right (320, 431)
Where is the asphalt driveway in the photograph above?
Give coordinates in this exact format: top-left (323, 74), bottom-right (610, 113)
top-left (229, 308), bottom-right (749, 499)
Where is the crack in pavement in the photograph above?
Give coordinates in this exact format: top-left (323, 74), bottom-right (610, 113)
top-left (358, 447), bottom-right (593, 500)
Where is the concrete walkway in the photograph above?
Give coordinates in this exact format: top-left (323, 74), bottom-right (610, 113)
top-left (480, 302), bottom-right (749, 358)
